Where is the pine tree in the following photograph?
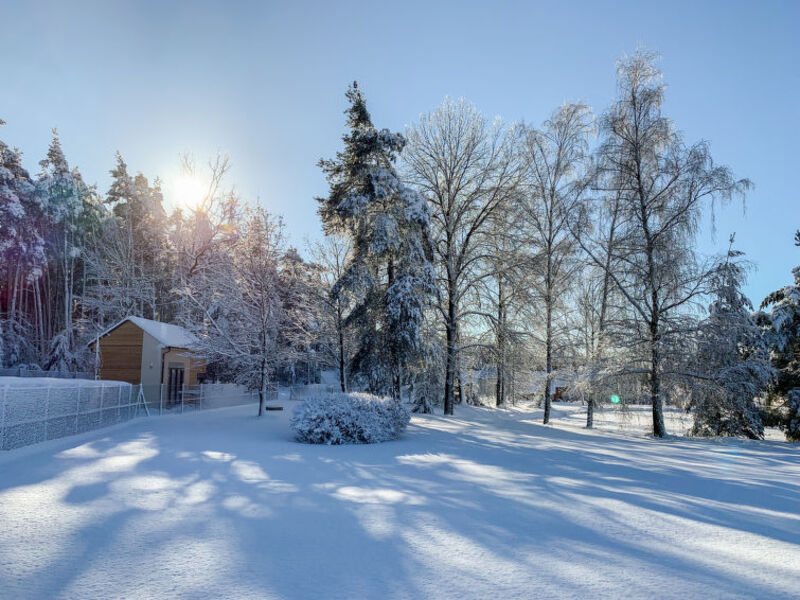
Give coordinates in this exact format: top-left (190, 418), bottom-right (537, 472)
top-left (0, 119), bottom-right (44, 366)
top-left (87, 153), bottom-right (169, 322)
top-left (317, 83), bottom-right (433, 400)
top-left (691, 237), bottom-right (773, 439)
top-left (36, 130), bottom-right (100, 371)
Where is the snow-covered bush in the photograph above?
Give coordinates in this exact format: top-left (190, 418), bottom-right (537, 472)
top-left (290, 392), bottom-right (410, 445)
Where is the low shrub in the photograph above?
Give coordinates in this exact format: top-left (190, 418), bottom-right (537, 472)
top-left (290, 392), bottom-right (410, 445)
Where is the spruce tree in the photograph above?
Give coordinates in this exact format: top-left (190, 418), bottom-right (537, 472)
top-left (691, 237), bottom-right (773, 439)
top-left (757, 231), bottom-right (800, 398)
top-left (756, 230), bottom-right (800, 440)
top-left (317, 83), bottom-right (433, 399)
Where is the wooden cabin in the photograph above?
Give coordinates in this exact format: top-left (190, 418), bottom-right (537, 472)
top-left (89, 317), bottom-right (206, 404)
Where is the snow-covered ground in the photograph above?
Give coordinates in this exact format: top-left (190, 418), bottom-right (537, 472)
top-left (0, 401), bottom-right (798, 599)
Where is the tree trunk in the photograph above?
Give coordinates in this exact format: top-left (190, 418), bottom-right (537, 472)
top-left (543, 296), bottom-right (553, 424)
top-left (386, 257), bottom-right (401, 401)
top-left (337, 314), bottom-right (346, 393)
top-left (650, 325), bottom-right (666, 437)
top-left (258, 359), bottom-right (267, 417)
top-left (586, 397), bottom-right (594, 428)
top-left (496, 279), bottom-right (505, 407)
top-left (443, 316), bottom-right (456, 415)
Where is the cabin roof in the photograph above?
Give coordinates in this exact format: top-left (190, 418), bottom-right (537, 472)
top-left (90, 316), bottom-right (197, 348)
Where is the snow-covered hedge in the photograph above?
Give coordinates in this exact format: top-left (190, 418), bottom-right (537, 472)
top-left (290, 392), bottom-right (410, 445)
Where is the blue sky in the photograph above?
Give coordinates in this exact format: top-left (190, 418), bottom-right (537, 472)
top-left (1, 0), bottom-right (797, 303)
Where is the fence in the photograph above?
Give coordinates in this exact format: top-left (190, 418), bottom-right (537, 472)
top-left (0, 380), bottom-right (268, 451)
top-left (138, 383), bottom-right (273, 414)
top-left (288, 383), bottom-right (336, 401)
top-left (0, 380), bottom-right (141, 450)
top-left (0, 367), bottom-right (94, 379)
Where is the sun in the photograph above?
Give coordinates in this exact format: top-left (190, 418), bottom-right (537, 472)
top-left (169, 173), bottom-right (207, 211)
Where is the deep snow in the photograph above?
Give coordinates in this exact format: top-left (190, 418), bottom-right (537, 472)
top-left (0, 401), bottom-right (798, 599)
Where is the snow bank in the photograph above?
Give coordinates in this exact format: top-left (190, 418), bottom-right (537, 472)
top-left (291, 392), bottom-right (410, 444)
top-left (0, 377), bottom-right (136, 450)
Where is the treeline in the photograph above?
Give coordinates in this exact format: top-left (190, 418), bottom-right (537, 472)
top-left (1, 50), bottom-right (798, 440)
top-left (315, 51), bottom-right (800, 440)
top-left (0, 131), bottom-right (319, 396)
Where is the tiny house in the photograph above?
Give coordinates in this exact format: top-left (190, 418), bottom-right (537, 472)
top-left (89, 317), bottom-right (206, 404)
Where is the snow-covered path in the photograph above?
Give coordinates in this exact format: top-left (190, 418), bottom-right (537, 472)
top-left (0, 403), bottom-right (798, 599)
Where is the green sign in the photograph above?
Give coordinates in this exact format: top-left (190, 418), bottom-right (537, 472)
top-left (610, 395), bottom-right (621, 404)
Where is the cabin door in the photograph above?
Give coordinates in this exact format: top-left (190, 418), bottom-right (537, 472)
top-left (168, 367), bottom-right (185, 404)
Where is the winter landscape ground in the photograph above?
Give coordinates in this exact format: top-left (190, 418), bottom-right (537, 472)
top-left (1, 399), bottom-right (798, 600)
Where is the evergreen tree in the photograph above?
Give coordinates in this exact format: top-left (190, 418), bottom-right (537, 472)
top-left (756, 230), bottom-right (800, 440)
top-left (0, 118), bottom-right (44, 366)
top-left (88, 153), bottom-right (170, 321)
top-left (317, 83), bottom-right (433, 399)
top-left (785, 389), bottom-right (800, 442)
top-left (36, 130), bottom-right (100, 371)
top-left (756, 231), bottom-right (800, 399)
top-left (691, 237), bottom-right (773, 439)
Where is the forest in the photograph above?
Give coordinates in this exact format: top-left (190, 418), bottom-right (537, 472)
top-left (1, 50), bottom-right (798, 440)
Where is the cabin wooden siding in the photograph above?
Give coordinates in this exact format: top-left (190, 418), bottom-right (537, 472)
top-left (92, 321), bottom-right (144, 384)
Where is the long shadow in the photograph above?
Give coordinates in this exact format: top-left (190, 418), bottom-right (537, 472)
top-left (1, 405), bottom-right (798, 599)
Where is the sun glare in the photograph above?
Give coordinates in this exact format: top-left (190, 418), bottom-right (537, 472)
top-left (169, 173), bottom-right (207, 211)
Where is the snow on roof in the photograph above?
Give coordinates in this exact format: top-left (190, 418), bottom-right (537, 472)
top-left (127, 317), bottom-right (197, 348)
top-left (92, 316), bottom-right (197, 348)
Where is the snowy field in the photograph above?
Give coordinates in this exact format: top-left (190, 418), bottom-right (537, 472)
top-left (0, 401), bottom-right (798, 600)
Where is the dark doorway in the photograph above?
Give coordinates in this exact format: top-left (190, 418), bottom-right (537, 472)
top-left (168, 367), bottom-right (185, 404)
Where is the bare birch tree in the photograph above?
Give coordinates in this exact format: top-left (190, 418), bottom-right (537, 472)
top-left (404, 98), bottom-right (522, 415)
top-left (521, 104), bottom-right (593, 424)
top-left (580, 51), bottom-right (749, 437)
top-left (308, 234), bottom-right (354, 393)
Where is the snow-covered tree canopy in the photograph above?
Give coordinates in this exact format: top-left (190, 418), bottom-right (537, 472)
top-left (756, 231), bottom-right (800, 399)
top-left (691, 238), bottom-right (774, 439)
top-left (317, 82), bottom-right (434, 400)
